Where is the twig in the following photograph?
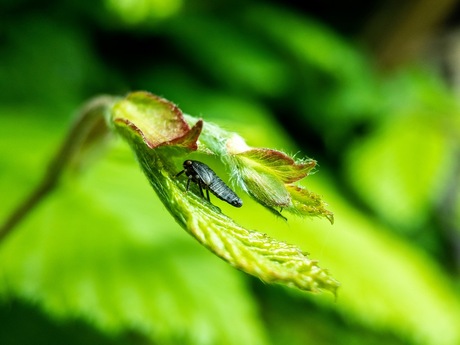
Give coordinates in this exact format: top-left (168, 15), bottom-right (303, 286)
top-left (0, 95), bottom-right (117, 244)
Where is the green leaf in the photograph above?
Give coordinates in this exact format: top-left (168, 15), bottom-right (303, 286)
top-left (233, 148), bottom-right (312, 211)
top-left (112, 92), bottom-right (202, 150)
top-left (286, 185), bottom-right (334, 224)
top-left (166, 16), bottom-right (290, 97)
top-left (184, 116), bottom-right (334, 222)
top-left (111, 91), bottom-right (339, 295)
top-left (0, 111), bottom-right (268, 345)
top-left (163, 87), bottom-right (460, 345)
top-left (236, 149), bottom-right (316, 184)
top-left (288, 178), bottom-right (460, 345)
top-left (231, 148), bottom-right (332, 222)
top-left (344, 112), bottom-right (453, 231)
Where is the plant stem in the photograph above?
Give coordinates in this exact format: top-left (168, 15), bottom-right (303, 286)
top-left (0, 95), bottom-right (117, 244)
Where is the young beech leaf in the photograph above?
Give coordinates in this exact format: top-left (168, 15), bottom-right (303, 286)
top-left (231, 149), bottom-right (328, 220)
top-left (112, 92), bottom-right (203, 150)
top-left (236, 148), bottom-right (316, 184)
top-left (224, 149), bottom-right (314, 218)
top-left (191, 119), bottom-right (334, 223)
top-left (111, 91), bottom-right (339, 295)
top-left (286, 185), bottom-right (335, 224)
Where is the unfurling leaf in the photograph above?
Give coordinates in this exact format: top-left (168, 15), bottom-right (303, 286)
top-left (112, 92), bottom-right (203, 150)
top-left (231, 149), bottom-right (315, 216)
top-left (229, 147), bottom-right (329, 221)
top-left (286, 185), bottom-right (335, 224)
top-left (111, 91), bottom-right (339, 295)
top-left (236, 148), bottom-right (316, 184)
top-left (192, 121), bottom-right (334, 222)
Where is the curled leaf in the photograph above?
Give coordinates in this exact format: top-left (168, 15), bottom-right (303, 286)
top-left (236, 148), bottom-right (316, 184)
top-left (230, 147), bottom-right (320, 218)
top-left (237, 163), bottom-right (291, 209)
top-left (111, 91), bottom-right (339, 295)
top-left (193, 123), bottom-right (334, 222)
top-left (112, 91), bottom-right (203, 150)
top-left (286, 185), bottom-right (335, 224)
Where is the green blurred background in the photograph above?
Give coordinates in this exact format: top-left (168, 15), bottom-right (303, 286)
top-left (1, 1), bottom-right (460, 344)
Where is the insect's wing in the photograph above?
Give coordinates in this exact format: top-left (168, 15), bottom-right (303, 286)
top-left (188, 160), bottom-right (243, 207)
top-left (190, 161), bottom-right (216, 185)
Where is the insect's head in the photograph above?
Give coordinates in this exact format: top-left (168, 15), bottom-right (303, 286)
top-left (183, 160), bottom-right (193, 168)
top-left (231, 199), bottom-right (243, 208)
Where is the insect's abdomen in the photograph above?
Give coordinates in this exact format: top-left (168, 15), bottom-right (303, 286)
top-left (208, 175), bottom-right (243, 207)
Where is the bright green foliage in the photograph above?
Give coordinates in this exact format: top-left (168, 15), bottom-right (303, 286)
top-left (2, 1), bottom-right (460, 345)
top-left (283, 180), bottom-right (460, 345)
top-left (111, 91), bottom-right (338, 295)
top-left (0, 111), bottom-right (268, 345)
top-left (104, 0), bottom-right (183, 24)
top-left (2, 95), bottom-right (460, 345)
top-left (186, 114), bottom-right (333, 221)
top-left (235, 149), bottom-right (315, 184)
top-left (231, 149), bottom-right (332, 222)
top-left (345, 112), bottom-right (452, 230)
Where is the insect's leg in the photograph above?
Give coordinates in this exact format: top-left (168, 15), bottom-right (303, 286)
top-left (186, 177), bottom-right (192, 192)
top-left (205, 188), bottom-right (210, 202)
top-left (197, 179), bottom-right (205, 198)
top-left (175, 169), bottom-right (185, 177)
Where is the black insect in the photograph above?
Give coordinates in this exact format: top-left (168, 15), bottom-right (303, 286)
top-left (176, 160), bottom-right (243, 208)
